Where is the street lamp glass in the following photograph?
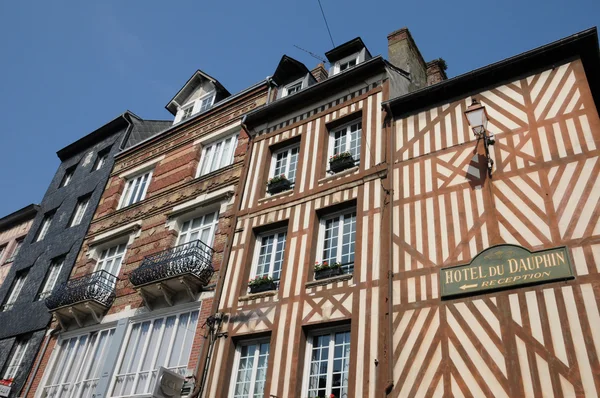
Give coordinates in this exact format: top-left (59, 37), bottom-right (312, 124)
top-left (464, 100), bottom-right (488, 135)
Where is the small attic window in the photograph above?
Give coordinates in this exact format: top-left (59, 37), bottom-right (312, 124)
top-left (175, 91), bottom-right (216, 124)
top-left (332, 53), bottom-right (359, 76)
top-left (181, 104), bottom-right (194, 122)
top-left (282, 78), bottom-right (304, 98)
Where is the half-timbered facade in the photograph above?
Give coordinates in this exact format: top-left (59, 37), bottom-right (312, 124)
top-left (386, 28), bottom-right (600, 398)
top-left (24, 74), bottom-right (268, 398)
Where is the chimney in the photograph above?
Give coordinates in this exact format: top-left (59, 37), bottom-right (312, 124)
top-left (387, 27), bottom-right (427, 89)
top-left (311, 63), bottom-right (329, 82)
top-left (426, 59), bottom-right (448, 86)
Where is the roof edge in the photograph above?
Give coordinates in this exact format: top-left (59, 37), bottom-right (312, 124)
top-left (0, 204), bottom-right (40, 231)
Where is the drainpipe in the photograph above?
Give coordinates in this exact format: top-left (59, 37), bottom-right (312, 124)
top-left (192, 114), bottom-right (256, 398)
top-left (265, 76), bottom-right (277, 105)
top-left (383, 103), bottom-right (395, 395)
top-left (22, 328), bottom-right (59, 398)
top-left (118, 112), bottom-right (136, 151)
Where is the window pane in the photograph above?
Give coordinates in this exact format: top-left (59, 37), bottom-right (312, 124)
top-left (233, 342), bottom-right (270, 398)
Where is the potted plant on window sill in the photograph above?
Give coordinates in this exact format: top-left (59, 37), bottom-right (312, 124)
top-left (248, 276), bottom-right (276, 294)
top-left (329, 152), bottom-right (355, 173)
top-left (267, 174), bottom-right (292, 195)
top-left (314, 261), bottom-right (342, 280)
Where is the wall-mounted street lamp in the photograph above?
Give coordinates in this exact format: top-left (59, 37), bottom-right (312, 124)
top-left (464, 99), bottom-right (495, 177)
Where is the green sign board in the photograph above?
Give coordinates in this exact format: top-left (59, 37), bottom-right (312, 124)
top-left (440, 245), bottom-right (574, 299)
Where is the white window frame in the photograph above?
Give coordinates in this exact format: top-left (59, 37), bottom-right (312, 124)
top-left (3, 337), bottom-right (30, 380)
top-left (316, 208), bottom-right (357, 275)
top-left (94, 150), bottom-right (109, 171)
top-left (175, 91), bottom-right (216, 124)
top-left (176, 210), bottom-right (219, 248)
top-left (228, 338), bottom-right (270, 398)
top-left (118, 170), bottom-right (153, 209)
top-left (38, 327), bottom-right (116, 398)
top-left (269, 143), bottom-right (300, 186)
top-left (109, 309), bottom-right (200, 397)
top-left (250, 228), bottom-right (287, 285)
top-left (70, 196), bottom-right (90, 227)
top-left (2, 271), bottom-right (27, 311)
top-left (281, 78), bottom-right (303, 97)
top-left (328, 119), bottom-right (362, 167)
top-left (94, 243), bottom-right (127, 285)
top-left (332, 53), bottom-right (360, 75)
top-left (36, 214), bottom-right (54, 242)
top-left (196, 134), bottom-right (238, 177)
top-left (302, 327), bottom-right (351, 398)
top-left (38, 257), bottom-right (65, 300)
top-left (180, 103), bottom-right (195, 122)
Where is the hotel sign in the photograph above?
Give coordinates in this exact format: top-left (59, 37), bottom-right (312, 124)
top-left (440, 245), bottom-right (574, 298)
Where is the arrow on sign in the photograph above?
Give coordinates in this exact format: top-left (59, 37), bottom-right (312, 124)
top-left (459, 283), bottom-right (478, 291)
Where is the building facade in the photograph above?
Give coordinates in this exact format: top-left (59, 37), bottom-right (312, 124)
top-left (24, 73), bottom-right (269, 398)
top-left (0, 205), bottom-right (38, 287)
top-left (0, 112), bottom-right (170, 398)
top-left (386, 28), bottom-right (600, 398)
top-left (201, 28), bottom-right (443, 398)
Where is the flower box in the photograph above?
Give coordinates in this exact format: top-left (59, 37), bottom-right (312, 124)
top-left (249, 281), bottom-right (276, 294)
top-left (315, 266), bottom-right (342, 280)
top-left (267, 178), bottom-right (292, 195)
top-left (329, 154), bottom-right (355, 173)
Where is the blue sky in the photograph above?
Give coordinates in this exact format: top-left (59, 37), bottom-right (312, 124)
top-left (0, 0), bottom-right (598, 216)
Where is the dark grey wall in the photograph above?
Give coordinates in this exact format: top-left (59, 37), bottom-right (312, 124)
top-left (0, 121), bottom-right (129, 397)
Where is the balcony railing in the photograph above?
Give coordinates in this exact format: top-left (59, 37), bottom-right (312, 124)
top-left (45, 270), bottom-right (117, 311)
top-left (129, 240), bottom-right (215, 288)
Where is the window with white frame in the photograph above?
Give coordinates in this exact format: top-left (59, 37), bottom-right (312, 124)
top-left (40, 328), bottom-right (115, 398)
top-left (251, 230), bottom-right (286, 286)
top-left (70, 196), bottom-right (90, 227)
top-left (2, 336), bottom-right (30, 380)
top-left (303, 329), bottom-right (351, 398)
top-left (2, 270), bottom-right (28, 311)
top-left (197, 134), bottom-right (238, 176)
top-left (318, 209), bottom-right (356, 275)
top-left (177, 211), bottom-right (218, 249)
top-left (110, 310), bottom-right (199, 397)
top-left (119, 171), bottom-right (152, 208)
top-left (180, 103), bottom-right (194, 122)
top-left (282, 80), bottom-right (303, 97)
top-left (329, 121), bottom-right (361, 166)
top-left (230, 340), bottom-right (270, 398)
top-left (36, 213), bottom-right (54, 242)
top-left (270, 144), bottom-right (300, 185)
top-left (5, 239), bottom-right (23, 263)
top-left (37, 257), bottom-right (65, 300)
top-left (60, 166), bottom-right (76, 188)
top-left (198, 93), bottom-right (215, 113)
top-left (332, 53), bottom-right (359, 75)
top-left (93, 148), bottom-right (111, 171)
top-left (176, 92), bottom-right (215, 123)
top-left (95, 243), bottom-right (127, 285)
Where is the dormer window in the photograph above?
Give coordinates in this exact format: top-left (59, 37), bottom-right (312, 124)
top-left (181, 104), bottom-right (194, 121)
top-left (332, 53), bottom-right (359, 75)
top-left (198, 94), bottom-right (215, 112)
top-left (282, 79), bottom-right (303, 98)
top-left (176, 92), bottom-right (216, 124)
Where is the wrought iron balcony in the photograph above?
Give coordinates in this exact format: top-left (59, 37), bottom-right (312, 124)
top-left (129, 240), bottom-right (215, 308)
top-left (45, 270), bottom-right (116, 329)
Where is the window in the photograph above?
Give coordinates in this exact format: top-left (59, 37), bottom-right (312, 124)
top-left (339, 58), bottom-right (357, 72)
top-left (0, 245), bottom-right (5, 264)
top-left (251, 231), bottom-right (286, 286)
top-left (5, 239), bottom-right (23, 263)
top-left (36, 213), bottom-right (54, 242)
top-left (60, 166), bottom-right (76, 188)
top-left (270, 145), bottom-right (300, 185)
top-left (282, 81), bottom-right (303, 97)
top-left (177, 211), bottom-right (218, 248)
top-left (119, 171), bottom-right (152, 208)
top-left (95, 243), bottom-right (127, 284)
top-left (93, 148), bottom-right (111, 171)
top-left (2, 336), bottom-right (30, 380)
top-left (70, 196), bottom-right (90, 227)
top-left (180, 104), bottom-right (194, 122)
top-left (38, 257), bottom-right (65, 300)
top-left (197, 134), bottom-right (238, 176)
top-left (330, 121), bottom-right (362, 166)
top-left (332, 53), bottom-right (360, 75)
top-left (2, 270), bottom-right (28, 311)
top-left (303, 330), bottom-right (351, 398)
top-left (319, 210), bottom-right (356, 274)
top-left (40, 328), bottom-right (115, 397)
top-left (111, 310), bottom-right (199, 397)
top-left (198, 94), bottom-right (215, 113)
top-left (230, 341), bottom-right (270, 398)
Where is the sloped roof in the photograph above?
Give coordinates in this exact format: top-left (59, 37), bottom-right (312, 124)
top-left (165, 70), bottom-right (230, 115)
top-left (272, 55), bottom-right (311, 86)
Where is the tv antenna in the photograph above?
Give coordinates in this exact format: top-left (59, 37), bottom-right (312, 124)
top-left (293, 45), bottom-right (328, 64)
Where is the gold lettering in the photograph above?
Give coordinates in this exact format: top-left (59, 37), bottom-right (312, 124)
top-left (489, 280), bottom-right (496, 286)
top-left (508, 259), bottom-right (518, 273)
top-left (462, 268), bottom-right (470, 281)
top-left (519, 259), bottom-right (529, 272)
top-left (543, 254), bottom-right (552, 268)
top-left (527, 257), bottom-right (535, 270)
top-left (454, 270), bottom-right (462, 282)
top-left (498, 264), bottom-right (505, 275)
top-left (534, 272), bottom-right (542, 278)
top-left (445, 270), bottom-right (453, 284)
top-left (534, 255), bottom-right (543, 269)
top-left (543, 271), bottom-right (551, 277)
top-left (482, 281), bottom-right (489, 287)
top-left (470, 267), bottom-right (478, 281)
top-left (556, 252), bottom-right (565, 265)
top-left (489, 266), bottom-right (497, 277)
top-left (478, 266), bottom-right (487, 279)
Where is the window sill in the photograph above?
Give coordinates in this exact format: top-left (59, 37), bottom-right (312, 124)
top-left (258, 189), bottom-right (294, 204)
top-left (238, 290), bottom-right (277, 302)
top-left (306, 273), bottom-right (353, 289)
top-left (318, 166), bottom-right (359, 184)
